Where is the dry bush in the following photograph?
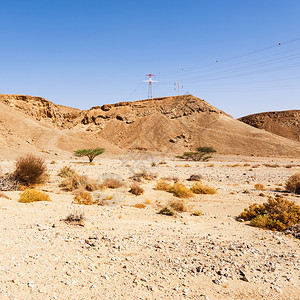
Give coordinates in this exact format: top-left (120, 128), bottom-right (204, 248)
top-left (58, 166), bottom-right (76, 178)
top-left (243, 163), bottom-right (251, 167)
top-left (264, 163), bottom-right (280, 168)
top-left (102, 178), bottom-right (123, 189)
top-left (63, 212), bottom-right (85, 226)
top-left (168, 183), bottom-right (194, 198)
top-left (191, 210), bottom-right (203, 216)
top-left (130, 170), bottom-right (157, 182)
top-left (18, 189), bottom-right (51, 203)
top-left (252, 164), bottom-right (260, 168)
top-left (129, 183), bottom-right (144, 195)
top-left (285, 164), bottom-right (293, 169)
top-left (145, 199), bottom-right (151, 205)
top-left (158, 206), bottom-right (175, 216)
top-left (187, 174), bottom-right (202, 181)
top-left (155, 179), bottom-right (171, 191)
top-left (254, 183), bottom-right (265, 191)
top-left (73, 192), bottom-right (96, 205)
top-left (259, 193), bottom-right (266, 197)
top-left (134, 203), bottom-right (146, 209)
top-left (0, 192), bottom-right (11, 199)
top-left (238, 196), bottom-right (300, 231)
top-left (168, 199), bottom-right (187, 212)
top-left (190, 183), bottom-right (217, 195)
top-left (14, 154), bottom-right (47, 186)
top-left (285, 173), bottom-right (300, 194)
top-left (161, 176), bottom-right (180, 183)
top-left (60, 173), bottom-right (99, 191)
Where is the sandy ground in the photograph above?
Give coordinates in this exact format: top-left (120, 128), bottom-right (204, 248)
top-left (0, 154), bottom-right (300, 299)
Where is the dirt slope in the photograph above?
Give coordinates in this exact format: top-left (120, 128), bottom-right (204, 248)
top-left (239, 110), bottom-right (300, 143)
top-left (1, 94), bottom-right (300, 158)
top-left (0, 101), bottom-right (123, 159)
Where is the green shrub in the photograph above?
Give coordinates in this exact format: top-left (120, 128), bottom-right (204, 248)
top-left (74, 148), bottom-right (104, 162)
top-left (176, 146), bottom-right (216, 161)
top-left (14, 154), bottom-right (47, 186)
top-left (238, 196), bottom-right (300, 231)
top-left (190, 183), bottom-right (217, 194)
top-left (18, 189), bottom-right (51, 203)
top-left (168, 183), bottom-right (194, 198)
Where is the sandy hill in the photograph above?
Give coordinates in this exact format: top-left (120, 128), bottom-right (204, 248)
top-left (239, 110), bottom-right (300, 143)
top-left (0, 94), bottom-right (300, 158)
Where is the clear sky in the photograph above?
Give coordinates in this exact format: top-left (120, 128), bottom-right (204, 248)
top-left (0, 0), bottom-right (299, 117)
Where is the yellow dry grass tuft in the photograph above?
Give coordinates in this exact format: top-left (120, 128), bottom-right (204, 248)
top-left (18, 189), bottom-right (51, 203)
top-left (73, 192), bottom-right (96, 205)
top-left (190, 183), bottom-right (217, 194)
top-left (168, 183), bottom-right (194, 198)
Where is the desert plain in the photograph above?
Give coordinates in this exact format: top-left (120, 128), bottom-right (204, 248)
top-left (0, 152), bottom-right (299, 300)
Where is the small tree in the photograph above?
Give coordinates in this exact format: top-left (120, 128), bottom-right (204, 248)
top-left (176, 146), bottom-right (216, 161)
top-left (74, 148), bottom-right (104, 162)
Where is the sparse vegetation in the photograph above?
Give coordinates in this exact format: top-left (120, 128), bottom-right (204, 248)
top-left (134, 203), bottom-right (146, 209)
top-left (168, 183), bottom-right (194, 198)
top-left (168, 199), bottom-right (187, 212)
top-left (158, 206), bottom-right (175, 216)
top-left (155, 179), bottom-right (171, 191)
top-left (74, 148), bottom-right (104, 162)
top-left (73, 192), bottom-right (96, 205)
top-left (0, 175), bottom-right (18, 191)
top-left (285, 173), bottom-right (300, 194)
top-left (187, 174), bottom-right (202, 181)
top-left (18, 189), bottom-right (51, 203)
top-left (60, 172), bottom-right (99, 192)
top-left (176, 147), bottom-right (216, 161)
top-left (192, 210), bottom-right (203, 216)
top-left (63, 212), bottom-right (85, 225)
top-left (129, 183), bottom-right (144, 195)
top-left (102, 178), bottom-right (123, 189)
top-left (238, 196), bottom-right (300, 231)
top-left (58, 166), bottom-right (76, 178)
top-left (254, 183), bottom-right (265, 191)
top-left (190, 183), bottom-right (217, 194)
top-left (14, 154), bottom-right (47, 186)
top-left (130, 170), bottom-right (157, 182)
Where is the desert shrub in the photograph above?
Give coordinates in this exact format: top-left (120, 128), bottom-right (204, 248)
top-left (264, 163), bottom-right (280, 168)
top-left (176, 147), bottom-right (216, 161)
top-left (187, 174), bottom-right (202, 181)
top-left (168, 183), bottom-right (194, 198)
top-left (73, 192), bottom-right (96, 205)
top-left (252, 164), bottom-right (260, 168)
top-left (145, 199), bottom-right (151, 204)
top-left (129, 183), bottom-right (144, 195)
top-left (238, 196), bottom-right (300, 231)
top-left (130, 170), bottom-right (157, 182)
top-left (18, 189), bottom-right (51, 203)
top-left (60, 173), bottom-right (99, 191)
top-left (14, 154), bottom-right (47, 186)
top-left (151, 162), bottom-right (157, 167)
top-left (0, 192), bottom-right (11, 199)
top-left (285, 173), bottom-right (300, 194)
top-left (0, 175), bottom-right (18, 191)
top-left (63, 212), bottom-right (85, 225)
top-left (161, 176), bottom-right (180, 183)
top-left (243, 163), bottom-right (251, 167)
top-left (158, 206), bottom-right (175, 216)
top-left (58, 166), bottom-right (76, 178)
top-left (102, 178), bottom-right (123, 189)
top-left (74, 148), bottom-right (104, 162)
top-left (192, 210), bottom-right (203, 216)
top-left (254, 183), bottom-right (265, 191)
top-left (50, 161), bottom-right (56, 164)
top-left (155, 179), bottom-right (171, 191)
top-left (190, 183), bottom-right (217, 195)
top-left (168, 199), bottom-right (187, 212)
top-left (259, 193), bottom-right (266, 197)
top-left (134, 203), bottom-right (146, 209)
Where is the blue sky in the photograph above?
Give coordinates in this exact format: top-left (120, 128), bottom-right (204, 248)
top-left (0, 0), bottom-right (299, 117)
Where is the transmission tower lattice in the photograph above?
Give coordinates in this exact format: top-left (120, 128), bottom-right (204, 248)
top-left (143, 74), bottom-right (158, 99)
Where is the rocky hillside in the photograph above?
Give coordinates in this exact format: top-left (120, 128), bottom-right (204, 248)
top-left (1, 94), bottom-right (300, 157)
top-left (239, 110), bottom-right (300, 142)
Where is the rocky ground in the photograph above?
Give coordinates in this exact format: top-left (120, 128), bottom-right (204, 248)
top-left (0, 154), bottom-right (299, 299)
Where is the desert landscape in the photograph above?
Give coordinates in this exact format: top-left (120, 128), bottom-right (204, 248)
top-left (0, 94), bottom-right (299, 299)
